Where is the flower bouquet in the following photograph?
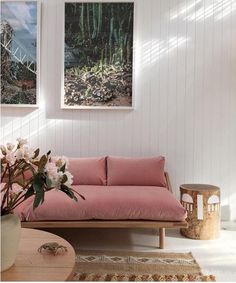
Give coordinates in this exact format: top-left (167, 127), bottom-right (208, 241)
top-left (1, 138), bottom-right (84, 216)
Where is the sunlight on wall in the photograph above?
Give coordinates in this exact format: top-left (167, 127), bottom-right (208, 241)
top-left (171, 0), bottom-right (236, 22)
top-left (1, 107), bottom-right (62, 152)
top-left (170, 0), bottom-right (202, 20)
top-left (136, 36), bottom-right (188, 75)
top-left (1, 110), bottom-right (39, 143)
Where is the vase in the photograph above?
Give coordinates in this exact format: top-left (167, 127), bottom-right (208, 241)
top-left (1, 214), bottom-right (21, 272)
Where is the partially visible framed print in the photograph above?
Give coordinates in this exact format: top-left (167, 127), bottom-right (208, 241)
top-left (0, 0), bottom-right (40, 107)
top-left (62, 2), bottom-right (134, 109)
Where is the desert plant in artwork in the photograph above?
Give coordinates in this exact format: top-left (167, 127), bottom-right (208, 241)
top-left (0, 2), bottom-right (37, 105)
top-left (64, 2), bottom-right (134, 107)
top-left (0, 138), bottom-right (84, 216)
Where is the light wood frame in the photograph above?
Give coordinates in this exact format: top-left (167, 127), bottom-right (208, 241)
top-left (21, 172), bottom-right (188, 249)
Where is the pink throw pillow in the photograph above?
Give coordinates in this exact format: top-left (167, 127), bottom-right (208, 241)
top-left (68, 157), bottom-right (106, 185)
top-left (107, 156), bottom-right (166, 187)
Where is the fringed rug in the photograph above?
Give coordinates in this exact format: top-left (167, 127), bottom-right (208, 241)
top-left (72, 250), bottom-right (215, 281)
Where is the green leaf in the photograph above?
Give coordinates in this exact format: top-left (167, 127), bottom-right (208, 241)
top-left (38, 155), bottom-right (48, 173)
top-left (32, 160), bottom-right (39, 167)
top-left (32, 174), bottom-right (45, 209)
top-left (33, 190), bottom-right (44, 209)
top-left (76, 191), bottom-right (85, 201)
top-left (46, 177), bottom-right (52, 188)
top-left (33, 174), bottom-right (44, 191)
top-left (60, 163), bottom-right (66, 173)
top-left (24, 186), bottom-right (34, 199)
top-left (61, 174), bottom-right (68, 184)
top-left (60, 184), bottom-right (78, 201)
top-left (33, 148), bottom-right (40, 159)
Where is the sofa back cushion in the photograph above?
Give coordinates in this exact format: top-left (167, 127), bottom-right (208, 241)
top-left (68, 157), bottom-right (106, 185)
top-left (107, 156), bottom-right (166, 187)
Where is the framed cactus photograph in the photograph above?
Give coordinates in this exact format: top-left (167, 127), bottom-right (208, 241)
top-left (62, 2), bottom-right (134, 109)
top-left (0, 0), bottom-right (40, 107)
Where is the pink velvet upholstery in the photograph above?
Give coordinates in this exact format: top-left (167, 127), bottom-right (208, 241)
top-left (17, 186), bottom-right (186, 222)
top-left (68, 157), bottom-right (106, 185)
top-left (107, 156), bottom-right (166, 187)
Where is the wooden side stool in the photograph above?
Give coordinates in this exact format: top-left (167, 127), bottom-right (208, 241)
top-left (180, 184), bottom-right (220, 240)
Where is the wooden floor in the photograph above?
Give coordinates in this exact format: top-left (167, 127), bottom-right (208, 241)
top-left (43, 221), bottom-right (236, 282)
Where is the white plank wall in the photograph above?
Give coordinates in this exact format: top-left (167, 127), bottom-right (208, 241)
top-left (1, 0), bottom-right (236, 220)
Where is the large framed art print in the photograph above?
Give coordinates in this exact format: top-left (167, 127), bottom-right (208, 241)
top-left (62, 2), bottom-right (134, 109)
top-left (0, 0), bottom-right (40, 107)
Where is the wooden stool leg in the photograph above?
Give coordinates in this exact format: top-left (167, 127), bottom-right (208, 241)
top-left (159, 228), bottom-right (165, 249)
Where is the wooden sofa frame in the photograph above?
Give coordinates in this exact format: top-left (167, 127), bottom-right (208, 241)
top-left (21, 172), bottom-right (187, 249)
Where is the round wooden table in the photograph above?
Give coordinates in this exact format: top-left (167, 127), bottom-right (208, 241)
top-left (1, 228), bottom-right (75, 281)
top-left (180, 184), bottom-right (220, 240)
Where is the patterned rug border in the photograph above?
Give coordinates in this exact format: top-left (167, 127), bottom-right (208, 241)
top-left (76, 251), bottom-right (198, 267)
top-left (73, 250), bottom-right (216, 282)
top-left (73, 272), bottom-right (216, 281)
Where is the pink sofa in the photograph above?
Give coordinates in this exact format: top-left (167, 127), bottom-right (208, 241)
top-left (20, 156), bottom-right (187, 248)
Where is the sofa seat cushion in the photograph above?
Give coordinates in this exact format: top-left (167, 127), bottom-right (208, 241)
top-left (18, 186), bottom-right (187, 222)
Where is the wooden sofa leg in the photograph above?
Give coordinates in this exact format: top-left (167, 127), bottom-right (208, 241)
top-left (159, 228), bottom-right (165, 249)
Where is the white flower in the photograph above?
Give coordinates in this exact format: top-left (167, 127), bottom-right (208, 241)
top-left (64, 171), bottom-right (73, 187)
top-left (15, 147), bottom-right (35, 161)
top-left (54, 156), bottom-right (69, 169)
top-left (5, 152), bottom-right (16, 165)
top-left (45, 162), bottom-right (58, 180)
top-left (58, 171), bottom-right (64, 178)
top-left (17, 138), bottom-right (27, 147)
top-left (6, 143), bottom-right (15, 152)
top-left (45, 161), bottom-right (67, 188)
top-left (15, 148), bottom-right (24, 160)
top-left (23, 147), bottom-right (35, 161)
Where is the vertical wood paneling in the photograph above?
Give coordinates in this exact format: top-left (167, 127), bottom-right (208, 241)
top-left (167, 0), bottom-right (178, 188)
top-left (184, 0), bottom-right (196, 184)
top-left (229, 0), bottom-right (236, 220)
top-left (1, 0), bottom-right (236, 219)
top-left (175, 0), bottom-right (188, 191)
top-left (193, 0), bottom-right (204, 184)
top-left (158, 0), bottom-right (169, 159)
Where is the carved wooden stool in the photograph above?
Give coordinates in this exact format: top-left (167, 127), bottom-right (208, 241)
top-left (180, 184), bottom-right (220, 240)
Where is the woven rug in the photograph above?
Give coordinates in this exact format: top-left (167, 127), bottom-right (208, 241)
top-left (72, 250), bottom-right (215, 281)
